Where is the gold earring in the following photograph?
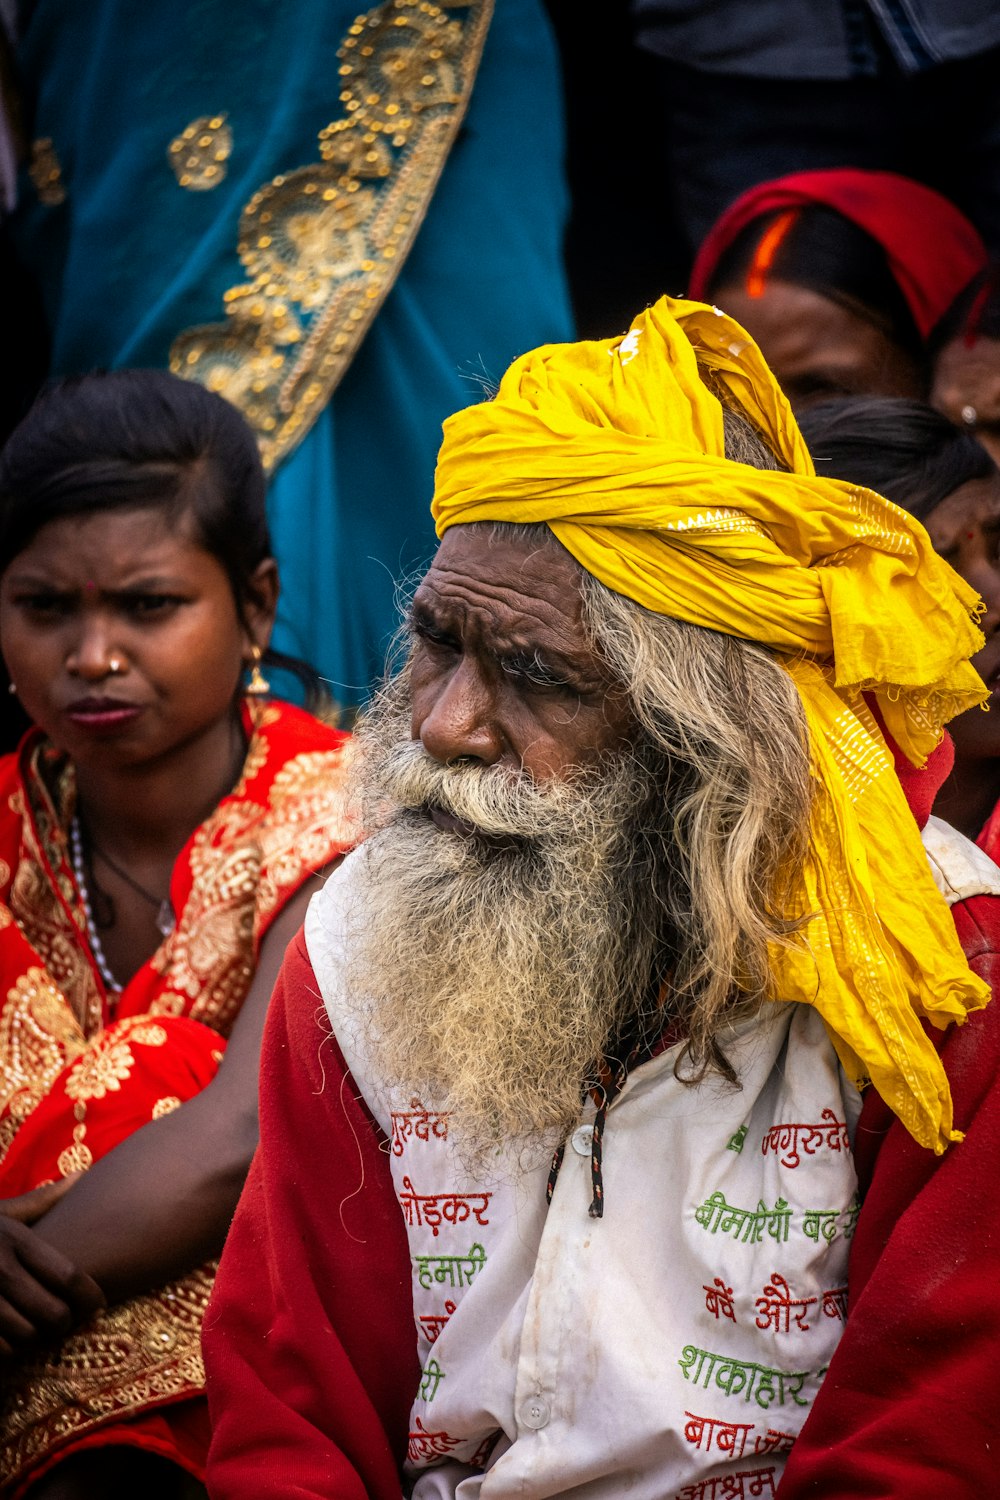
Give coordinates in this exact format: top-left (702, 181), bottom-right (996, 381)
top-left (246, 644), bottom-right (270, 697)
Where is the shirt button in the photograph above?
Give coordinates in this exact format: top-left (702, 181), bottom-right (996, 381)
top-left (571, 1124), bottom-right (594, 1157)
top-left (519, 1394), bottom-right (551, 1430)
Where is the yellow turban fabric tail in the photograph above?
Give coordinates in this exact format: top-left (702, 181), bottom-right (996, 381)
top-left (432, 295), bottom-right (991, 1153)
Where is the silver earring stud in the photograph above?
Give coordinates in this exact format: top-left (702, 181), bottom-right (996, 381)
top-left (962, 404), bottom-right (978, 426)
top-left (7, 682), bottom-right (16, 696)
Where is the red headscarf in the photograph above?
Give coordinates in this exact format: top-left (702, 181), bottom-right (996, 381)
top-left (689, 169), bottom-right (987, 341)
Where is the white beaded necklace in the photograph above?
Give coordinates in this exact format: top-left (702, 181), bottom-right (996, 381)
top-left (69, 815), bottom-right (123, 995)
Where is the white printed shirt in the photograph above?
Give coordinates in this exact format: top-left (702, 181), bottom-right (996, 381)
top-left (306, 852), bottom-right (861, 1500)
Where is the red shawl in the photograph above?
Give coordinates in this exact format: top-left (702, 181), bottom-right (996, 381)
top-left (689, 169), bottom-right (987, 340)
top-left (0, 699), bottom-right (355, 1493)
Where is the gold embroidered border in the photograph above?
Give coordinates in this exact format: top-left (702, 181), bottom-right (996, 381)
top-left (0, 1263), bottom-right (215, 1487)
top-left (11, 748), bottom-right (103, 1040)
top-left (154, 742), bottom-right (354, 1034)
top-left (0, 967), bottom-right (86, 1155)
top-left (170, 0), bottom-right (493, 472)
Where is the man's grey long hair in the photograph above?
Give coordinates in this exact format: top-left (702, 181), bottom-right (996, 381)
top-left (587, 407), bottom-right (811, 1077)
top-left (488, 407), bottom-right (813, 1082)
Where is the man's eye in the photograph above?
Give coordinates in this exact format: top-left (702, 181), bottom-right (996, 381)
top-left (500, 655), bottom-right (572, 692)
top-left (412, 620), bottom-right (459, 652)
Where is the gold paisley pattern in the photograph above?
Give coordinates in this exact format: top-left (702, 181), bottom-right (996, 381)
top-left (56, 1122), bottom-right (93, 1176)
top-left (169, 0), bottom-right (492, 471)
top-left (146, 989), bottom-right (189, 1019)
top-left (0, 967), bottom-right (84, 1132)
top-left (55, 1016), bottom-right (178, 1192)
top-left (10, 749), bottom-right (104, 1037)
top-left (59, 1017), bottom-right (169, 1109)
top-left (160, 744), bottom-right (355, 1033)
top-left (168, 113), bottom-right (232, 191)
top-left (5, 726), bottom-right (352, 1067)
top-left (63, 1037), bottom-right (136, 1103)
top-left (126, 1022), bottom-right (168, 1047)
top-left (0, 1265), bottom-right (216, 1485)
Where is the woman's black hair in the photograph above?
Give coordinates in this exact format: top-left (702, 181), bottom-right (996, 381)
top-left (0, 368), bottom-right (325, 708)
top-left (928, 263), bottom-right (1000, 354)
top-left (708, 206), bottom-right (924, 360)
top-left (798, 396), bottom-right (996, 521)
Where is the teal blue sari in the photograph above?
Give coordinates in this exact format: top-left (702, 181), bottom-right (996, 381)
top-left (12, 0), bottom-right (573, 704)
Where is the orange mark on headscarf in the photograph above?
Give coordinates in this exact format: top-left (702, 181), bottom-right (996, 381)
top-left (746, 209), bottom-right (798, 298)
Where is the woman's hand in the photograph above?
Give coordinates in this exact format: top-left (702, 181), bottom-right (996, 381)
top-left (3, 1175), bottom-right (81, 1224)
top-left (0, 1181), bottom-right (106, 1357)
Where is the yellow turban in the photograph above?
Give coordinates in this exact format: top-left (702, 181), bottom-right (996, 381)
top-left (432, 295), bottom-right (991, 1153)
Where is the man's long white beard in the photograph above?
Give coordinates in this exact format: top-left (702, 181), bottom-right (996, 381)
top-left (344, 679), bottom-right (671, 1165)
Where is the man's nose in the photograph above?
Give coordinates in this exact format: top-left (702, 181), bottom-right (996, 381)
top-left (416, 659), bottom-right (504, 767)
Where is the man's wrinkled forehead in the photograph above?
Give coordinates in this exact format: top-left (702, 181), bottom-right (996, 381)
top-left (414, 524), bottom-right (587, 646)
top-left (409, 523), bottom-right (626, 706)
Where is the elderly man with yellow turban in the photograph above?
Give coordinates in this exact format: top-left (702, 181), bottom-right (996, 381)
top-left (203, 299), bottom-right (1000, 1499)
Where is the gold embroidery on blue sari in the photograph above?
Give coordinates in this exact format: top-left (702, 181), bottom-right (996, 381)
top-left (169, 0), bottom-right (492, 471)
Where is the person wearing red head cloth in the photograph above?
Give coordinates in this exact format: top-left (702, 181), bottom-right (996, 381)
top-left (690, 169), bottom-right (987, 412)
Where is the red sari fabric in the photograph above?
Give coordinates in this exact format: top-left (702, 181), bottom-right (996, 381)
top-left (976, 797), bottom-right (1000, 864)
top-left (689, 168), bottom-right (987, 340)
top-left (0, 700), bottom-right (355, 1494)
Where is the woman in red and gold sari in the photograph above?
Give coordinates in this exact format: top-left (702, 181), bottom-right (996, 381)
top-left (0, 370), bottom-right (356, 1498)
